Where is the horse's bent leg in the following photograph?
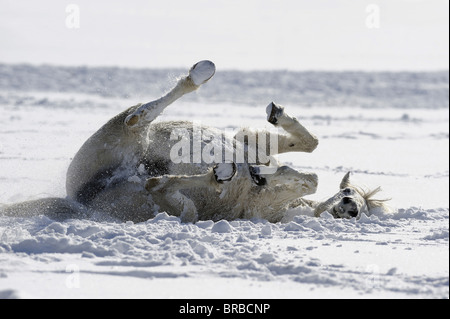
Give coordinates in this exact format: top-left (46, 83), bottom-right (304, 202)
top-left (145, 163), bottom-right (235, 193)
top-left (146, 173), bottom-right (215, 193)
top-left (124, 60), bottom-right (216, 129)
top-left (266, 102), bottom-right (318, 154)
top-left (145, 172), bottom-right (215, 223)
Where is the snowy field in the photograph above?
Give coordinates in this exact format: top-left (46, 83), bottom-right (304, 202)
top-left (0, 65), bottom-right (448, 299)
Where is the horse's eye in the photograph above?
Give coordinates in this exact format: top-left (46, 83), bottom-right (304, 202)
top-left (343, 188), bottom-right (352, 194)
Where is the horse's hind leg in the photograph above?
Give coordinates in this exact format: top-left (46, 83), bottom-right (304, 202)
top-left (145, 174), bottom-right (210, 223)
top-left (145, 163), bottom-right (236, 222)
top-left (66, 61), bottom-right (215, 205)
top-left (0, 198), bottom-right (89, 221)
top-left (124, 60), bottom-right (216, 129)
top-left (266, 102), bottom-right (318, 154)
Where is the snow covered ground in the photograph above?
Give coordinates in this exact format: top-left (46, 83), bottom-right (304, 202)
top-left (0, 66), bottom-right (448, 299)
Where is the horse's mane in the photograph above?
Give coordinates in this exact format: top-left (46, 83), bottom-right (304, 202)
top-left (350, 184), bottom-right (391, 213)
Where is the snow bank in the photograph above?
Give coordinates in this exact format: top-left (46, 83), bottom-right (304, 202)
top-left (0, 207), bottom-right (448, 298)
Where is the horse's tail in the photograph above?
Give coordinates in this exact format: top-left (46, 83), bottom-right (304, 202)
top-left (0, 197), bottom-right (88, 220)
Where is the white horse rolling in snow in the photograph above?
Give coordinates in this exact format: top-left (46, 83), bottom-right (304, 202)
top-left (1, 61), bottom-right (388, 222)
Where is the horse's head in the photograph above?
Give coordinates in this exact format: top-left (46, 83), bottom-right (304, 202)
top-left (314, 172), bottom-right (389, 219)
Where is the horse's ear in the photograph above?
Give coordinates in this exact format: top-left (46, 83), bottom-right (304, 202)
top-left (340, 172), bottom-right (351, 189)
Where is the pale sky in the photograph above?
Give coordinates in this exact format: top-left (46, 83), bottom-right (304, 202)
top-left (0, 0), bottom-right (448, 70)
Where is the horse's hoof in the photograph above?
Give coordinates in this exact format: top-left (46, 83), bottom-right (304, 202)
top-left (266, 102), bottom-right (284, 125)
top-left (213, 162), bottom-right (236, 183)
top-left (189, 60), bottom-right (216, 86)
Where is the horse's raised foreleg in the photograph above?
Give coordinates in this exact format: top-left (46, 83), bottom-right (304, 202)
top-left (266, 102), bottom-right (318, 154)
top-left (145, 163), bottom-right (235, 193)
